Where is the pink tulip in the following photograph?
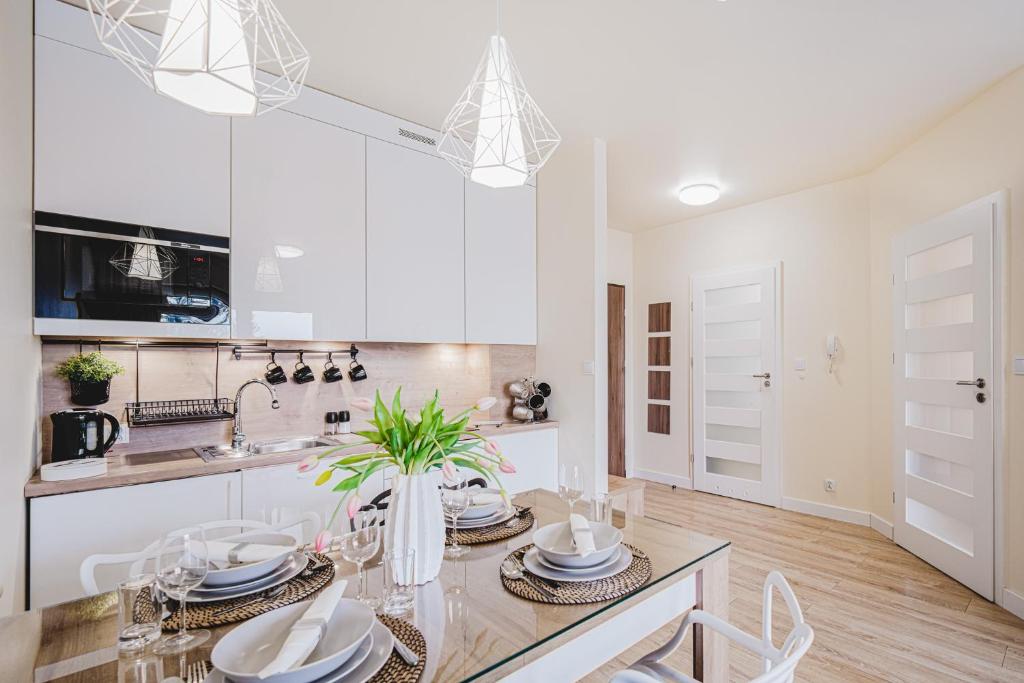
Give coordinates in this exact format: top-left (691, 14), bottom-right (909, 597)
top-left (485, 440), bottom-right (501, 457)
top-left (314, 530), bottom-right (332, 553)
top-left (347, 495), bottom-right (363, 519)
top-left (349, 397), bottom-right (373, 411)
top-left (442, 459), bottom-right (457, 481)
top-left (297, 454), bottom-right (319, 473)
top-left (499, 460), bottom-right (517, 474)
top-left (475, 396), bottom-right (497, 411)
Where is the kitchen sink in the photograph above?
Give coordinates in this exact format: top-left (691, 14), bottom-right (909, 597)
top-left (194, 436), bottom-right (334, 462)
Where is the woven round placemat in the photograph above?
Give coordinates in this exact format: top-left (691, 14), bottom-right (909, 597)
top-left (446, 507), bottom-right (534, 546)
top-left (369, 615), bottom-right (427, 683)
top-left (499, 544), bottom-right (652, 605)
top-left (159, 553), bottom-right (336, 630)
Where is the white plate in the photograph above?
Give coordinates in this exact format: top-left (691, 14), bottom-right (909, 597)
top-left (446, 506), bottom-right (515, 529)
top-left (211, 598), bottom-right (376, 683)
top-left (533, 522), bottom-right (623, 569)
top-left (188, 552), bottom-right (308, 603)
top-left (523, 546), bottom-right (633, 583)
top-left (203, 533), bottom-right (296, 587)
top-left (460, 488), bottom-right (505, 520)
top-left (205, 619), bottom-right (393, 683)
top-left (534, 545), bottom-right (622, 574)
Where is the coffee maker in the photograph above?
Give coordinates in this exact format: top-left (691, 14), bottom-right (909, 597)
top-left (50, 409), bottom-right (120, 462)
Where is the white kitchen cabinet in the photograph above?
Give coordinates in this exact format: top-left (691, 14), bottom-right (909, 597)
top-left (465, 183), bottom-right (537, 344)
top-left (365, 139), bottom-right (466, 343)
top-left (489, 429), bottom-right (558, 494)
top-left (34, 37), bottom-right (230, 236)
top-left (29, 472), bottom-right (241, 609)
top-left (241, 461), bottom-right (386, 543)
top-left (231, 110), bottom-right (367, 340)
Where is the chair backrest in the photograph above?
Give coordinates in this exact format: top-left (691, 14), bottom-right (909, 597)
top-left (78, 517), bottom-right (312, 596)
top-left (752, 571), bottom-right (814, 683)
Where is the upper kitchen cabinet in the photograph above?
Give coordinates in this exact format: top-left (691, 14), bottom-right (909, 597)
top-left (366, 139), bottom-right (465, 343)
top-left (34, 37), bottom-right (230, 236)
top-left (231, 111), bottom-right (366, 341)
top-left (465, 183), bottom-right (537, 344)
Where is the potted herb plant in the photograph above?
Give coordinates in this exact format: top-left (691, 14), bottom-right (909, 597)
top-left (300, 388), bottom-right (515, 584)
top-left (55, 351), bottom-right (125, 406)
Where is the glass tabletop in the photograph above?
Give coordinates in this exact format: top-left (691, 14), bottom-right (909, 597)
top-left (11, 489), bottom-right (729, 683)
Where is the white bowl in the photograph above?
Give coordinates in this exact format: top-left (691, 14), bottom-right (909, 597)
top-left (459, 489), bottom-right (505, 520)
top-left (203, 532), bottom-right (295, 587)
top-left (532, 521), bottom-right (623, 569)
top-left (211, 598), bottom-right (375, 683)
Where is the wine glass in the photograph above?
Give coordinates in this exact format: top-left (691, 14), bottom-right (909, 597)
top-left (559, 463), bottom-right (585, 517)
top-left (339, 506), bottom-right (381, 609)
top-left (441, 472), bottom-right (470, 558)
top-left (153, 526), bottom-right (210, 654)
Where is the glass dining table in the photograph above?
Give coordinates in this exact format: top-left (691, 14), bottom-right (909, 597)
top-left (5, 489), bottom-right (730, 682)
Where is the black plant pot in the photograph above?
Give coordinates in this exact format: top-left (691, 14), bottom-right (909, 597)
top-left (69, 379), bottom-right (111, 406)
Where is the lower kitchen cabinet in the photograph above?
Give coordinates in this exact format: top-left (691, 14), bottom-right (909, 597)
top-left (240, 461), bottom-right (386, 543)
top-left (28, 472), bottom-right (242, 609)
top-left (491, 429), bottom-right (559, 495)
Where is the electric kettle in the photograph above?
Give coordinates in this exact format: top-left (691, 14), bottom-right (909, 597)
top-left (50, 409), bottom-right (120, 462)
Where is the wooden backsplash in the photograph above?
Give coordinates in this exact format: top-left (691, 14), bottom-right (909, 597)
top-left (40, 341), bottom-right (535, 461)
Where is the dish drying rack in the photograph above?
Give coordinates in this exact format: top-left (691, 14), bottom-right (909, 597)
top-left (125, 398), bottom-right (234, 428)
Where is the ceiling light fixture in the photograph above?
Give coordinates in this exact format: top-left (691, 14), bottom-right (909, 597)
top-left (438, 0), bottom-right (561, 188)
top-left (273, 245), bottom-right (304, 259)
top-left (678, 184), bottom-right (721, 206)
top-left (85, 0), bottom-right (310, 116)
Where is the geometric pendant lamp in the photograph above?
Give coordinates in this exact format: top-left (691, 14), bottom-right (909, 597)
top-left (438, 5), bottom-right (560, 188)
top-left (109, 228), bottom-right (180, 281)
top-left (85, 0), bottom-right (310, 116)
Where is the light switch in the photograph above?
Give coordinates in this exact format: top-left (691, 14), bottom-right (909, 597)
top-left (582, 360), bottom-right (595, 376)
top-left (1014, 356), bottom-right (1024, 375)
top-left (794, 357), bottom-right (807, 371)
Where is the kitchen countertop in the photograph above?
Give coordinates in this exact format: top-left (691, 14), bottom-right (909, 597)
top-left (24, 420), bottom-right (558, 498)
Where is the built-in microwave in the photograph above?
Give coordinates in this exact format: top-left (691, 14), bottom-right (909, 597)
top-left (34, 212), bottom-right (230, 337)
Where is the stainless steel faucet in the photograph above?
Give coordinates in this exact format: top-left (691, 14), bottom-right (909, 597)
top-left (232, 378), bottom-right (280, 450)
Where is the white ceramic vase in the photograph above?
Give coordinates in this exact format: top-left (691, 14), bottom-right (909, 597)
top-left (385, 472), bottom-right (445, 585)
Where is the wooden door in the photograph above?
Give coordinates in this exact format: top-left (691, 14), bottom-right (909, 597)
top-left (892, 194), bottom-right (997, 600)
top-left (608, 284), bottom-right (626, 477)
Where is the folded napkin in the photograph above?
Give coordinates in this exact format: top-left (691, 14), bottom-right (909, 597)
top-left (569, 514), bottom-right (597, 558)
top-left (205, 540), bottom-right (293, 566)
top-left (257, 581), bottom-right (348, 679)
top-left (470, 492), bottom-right (503, 507)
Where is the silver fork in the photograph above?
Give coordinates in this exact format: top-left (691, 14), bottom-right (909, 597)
top-left (186, 660), bottom-right (209, 683)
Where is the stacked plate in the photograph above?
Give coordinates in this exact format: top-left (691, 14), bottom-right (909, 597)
top-left (445, 488), bottom-right (515, 529)
top-left (188, 533), bottom-right (303, 604)
top-left (524, 522), bottom-right (632, 582)
top-left (209, 598), bottom-right (394, 683)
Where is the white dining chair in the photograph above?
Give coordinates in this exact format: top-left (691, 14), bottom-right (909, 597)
top-left (610, 571), bottom-right (814, 683)
top-left (78, 515), bottom-right (318, 596)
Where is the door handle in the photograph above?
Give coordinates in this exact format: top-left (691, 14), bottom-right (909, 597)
top-left (753, 372), bottom-right (771, 388)
top-left (956, 378), bottom-right (986, 389)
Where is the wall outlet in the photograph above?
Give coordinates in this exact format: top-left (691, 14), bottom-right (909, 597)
top-left (824, 479), bottom-right (837, 492)
top-left (115, 424), bottom-right (130, 445)
top-left (582, 360), bottom-right (595, 376)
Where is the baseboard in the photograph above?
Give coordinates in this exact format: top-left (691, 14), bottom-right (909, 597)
top-left (1003, 588), bottom-right (1024, 621)
top-left (634, 469), bottom-right (692, 490)
top-left (781, 496), bottom-right (871, 526)
top-left (870, 513), bottom-right (894, 540)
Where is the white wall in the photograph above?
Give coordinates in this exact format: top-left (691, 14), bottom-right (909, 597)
top-left (632, 178), bottom-right (873, 511)
top-left (607, 229), bottom-right (635, 476)
top-left (0, 0), bottom-right (41, 615)
top-left (536, 139), bottom-right (609, 497)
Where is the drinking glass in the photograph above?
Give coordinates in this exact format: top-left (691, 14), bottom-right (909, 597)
top-left (589, 492), bottom-right (613, 526)
top-left (441, 473), bottom-right (470, 558)
top-left (559, 463), bottom-right (585, 517)
top-left (339, 506), bottom-right (381, 609)
top-left (116, 574), bottom-right (161, 652)
top-left (153, 527), bottom-right (210, 654)
top-left (382, 548), bottom-right (416, 617)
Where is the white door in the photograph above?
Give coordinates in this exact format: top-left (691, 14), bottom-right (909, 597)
top-left (692, 266), bottom-right (780, 506)
top-left (892, 195), bottom-right (997, 600)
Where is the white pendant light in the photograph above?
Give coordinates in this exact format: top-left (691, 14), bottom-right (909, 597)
top-left (85, 0), bottom-right (310, 116)
top-left (439, 0), bottom-right (560, 188)
top-left (109, 228), bottom-right (179, 281)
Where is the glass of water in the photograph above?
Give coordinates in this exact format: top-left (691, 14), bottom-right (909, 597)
top-left (116, 574), bottom-right (161, 652)
top-left (339, 506), bottom-right (381, 609)
top-left (153, 526), bottom-right (210, 654)
top-left (589, 492), bottom-right (613, 526)
top-left (559, 463), bottom-right (585, 517)
top-left (382, 547), bottom-right (416, 616)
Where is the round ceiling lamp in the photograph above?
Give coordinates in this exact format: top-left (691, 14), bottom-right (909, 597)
top-left (438, 0), bottom-right (561, 188)
top-left (678, 184), bottom-right (721, 206)
top-left (85, 0), bottom-right (310, 117)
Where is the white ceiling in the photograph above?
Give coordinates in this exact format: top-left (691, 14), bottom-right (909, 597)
top-left (275, 0), bottom-right (1024, 232)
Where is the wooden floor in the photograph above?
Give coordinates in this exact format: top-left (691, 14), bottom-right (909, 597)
top-left (584, 482), bottom-right (1024, 682)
